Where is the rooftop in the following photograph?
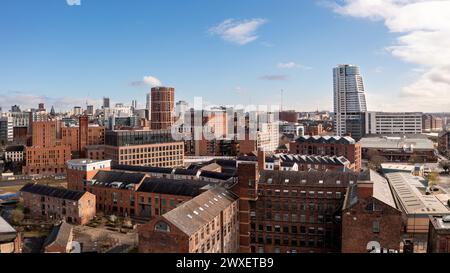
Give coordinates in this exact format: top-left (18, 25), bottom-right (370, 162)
top-left (91, 170), bottom-right (146, 188)
top-left (259, 170), bottom-right (360, 187)
top-left (137, 178), bottom-right (210, 197)
top-left (5, 145), bottom-right (25, 152)
top-left (162, 187), bottom-right (238, 236)
top-left (347, 170), bottom-right (397, 209)
top-left (20, 184), bottom-right (86, 201)
top-left (295, 135), bottom-right (356, 145)
top-left (0, 216), bottom-right (16, 234)
top-left (385, 172), bottom-right (450, 215)
top-left (430, 215), bottom-right (450, 230)
top-left (43, 222), bottom-right (73, 250)
top-left (112, 164), bottom-right (174, 174)
top-left (67, 159), bottom-right (111, 165)
top-left (359, 136), bottom-right (434, 150)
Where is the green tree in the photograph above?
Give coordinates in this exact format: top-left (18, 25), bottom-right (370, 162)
top-left (428, 171), bottom-right (441, 188)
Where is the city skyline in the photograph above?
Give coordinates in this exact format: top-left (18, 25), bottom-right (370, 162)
top-left (1, 0), bottom-right (450, 112)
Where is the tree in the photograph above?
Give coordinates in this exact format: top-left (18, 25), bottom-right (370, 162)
top-left (440, 160), bottom-right (450, 174)
top-left (368, 155), bottom-right (387, 171)
top-left (11, 209), bottom-right (24, 225)
top-left (428, 171), bottom-right (441, 188)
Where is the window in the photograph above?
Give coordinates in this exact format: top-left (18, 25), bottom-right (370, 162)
top-left (373, 221), bottom-right (380, 233)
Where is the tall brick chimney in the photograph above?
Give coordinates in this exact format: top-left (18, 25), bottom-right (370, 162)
top-left (357, 181), bottom-right (374, 200)
top-left (257, 150), bottom-right (265, 173)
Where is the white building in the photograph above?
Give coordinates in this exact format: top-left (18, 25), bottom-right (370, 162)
top-left (365, 112), bottom-right (423, 135)
top-left (333, 64), bottom-right (367, 139)
top-left (4, 146), bottom-right (25, 162)
top-left (280, 122), bottom-right (305, 138)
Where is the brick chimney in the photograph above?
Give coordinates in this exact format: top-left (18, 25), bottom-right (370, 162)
top-left (257, 150), bottom-right (265, 173)
top-left (357, 181), bottom-right (374, 200)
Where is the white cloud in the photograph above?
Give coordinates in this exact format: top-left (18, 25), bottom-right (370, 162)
top-left (66, 0), bottom-right (81, 6)
top-left (209, 18), bottom-right (268, 45)
top-left (143, 75), bottom-right (162, 87)
top-left (329, 0), bottom-right (450, 111)
top-left (278, 62), bottom-right (312, 70)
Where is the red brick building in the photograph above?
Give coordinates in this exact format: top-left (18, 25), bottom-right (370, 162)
top-left (61, 117), bottom-right (105, 157)
top-left (427, 215), bottom-right (450, 253)
top-left (151, 87), bottom-right (175, 130)
top-left (43, 222), bottom-right (74, 253)
top-left (23, 120), bottom-right (71, 176)
top-left (341, 170), bottom-right (402, 253)
top-left (20, 183), bottom-right (96, 225)
top-left (289, 136), bottom-right (362, 171)
top-left (138, 187), bottom-right (239, 253)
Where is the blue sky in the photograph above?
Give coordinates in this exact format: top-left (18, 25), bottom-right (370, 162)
top-left (0, 0), bottom-right (442, 112)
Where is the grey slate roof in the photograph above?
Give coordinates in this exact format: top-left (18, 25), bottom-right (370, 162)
top-left (137, 178), bottom-right (210, 197)
top-left (162, 187), bottom-right (238, 236)
top-left (112, 164), bottom-right (174, 174)
top-left (295, 135), bottom-right (356, 144)
top-left (20, 184), bottom-right (86, 201)
top-left (44, 222), bottom-right (73, 250)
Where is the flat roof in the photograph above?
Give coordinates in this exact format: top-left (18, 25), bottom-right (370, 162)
top-left (67, 159), bottom-right (111, 165)
top-left (359, 136), bottom-right (434, 150)
top-left (385, 172), bottom-right (450, 215)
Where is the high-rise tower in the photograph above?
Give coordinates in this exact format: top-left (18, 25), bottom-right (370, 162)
top-left (333, 64), bottom-right (367, 140)
top-left (151, 87), bottom-right (175, 130)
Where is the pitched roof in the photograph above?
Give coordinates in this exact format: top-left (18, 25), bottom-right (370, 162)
top-left (295, 135), bottom-right (356, 145)
top-left (20, 184), bottom-right (86, 201)
top-left (137, 178), bottom-right (210, 197)
top-left (162, 187), bottom-right (238, 236)
top-left (44, 222), bottom-right (73, 250)
top-left (112, 164), bottom-right (174, 174)
top-left (0, 216), bottom-right (17, 243)
top-left (199, 171), bottom-right (235, 181)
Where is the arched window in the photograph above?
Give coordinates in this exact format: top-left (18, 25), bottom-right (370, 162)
top-left (155, 221), bottom-right (171, 232)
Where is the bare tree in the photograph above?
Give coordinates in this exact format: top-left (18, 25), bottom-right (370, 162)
top-left (439, 160), bottom-right (450, 174)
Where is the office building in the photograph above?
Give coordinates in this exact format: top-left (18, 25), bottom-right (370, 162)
top-left (365, 112), bottom-right (423, 135)
top-left (104, 130), bottom-right (184, 168)
top-left (333, 65), bottom-right (367, 140)
top-left (103, 97), bottom-right (110, 109)
top-left (0, 116), bottom-right (13, 145)
top-left (423, 114), bottom-right (444, 132)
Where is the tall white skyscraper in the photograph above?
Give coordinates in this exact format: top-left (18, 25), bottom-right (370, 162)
top-left (333, 64), bottom-right (367, 139)
top-left (146, 92), bottom-right (151, 111)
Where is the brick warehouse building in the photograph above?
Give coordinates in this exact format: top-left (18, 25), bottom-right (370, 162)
top-left (427, 215), bottom-right (450, 253)
top-left (341, 170), bottom-right (402, 253)
top-left (67, 160), bottom-right (224, 218)
top-left (289, 136), bottom-right (362, 171)
top-left (231, 151), bottom-right (403, 253)
top-left (20, 183), bottom-right (96, 225)
top-left (138, 187), bottom-right (239, 253)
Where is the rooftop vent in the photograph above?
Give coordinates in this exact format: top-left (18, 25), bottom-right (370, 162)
top-left (443, 216), bottom-right (450, 223)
